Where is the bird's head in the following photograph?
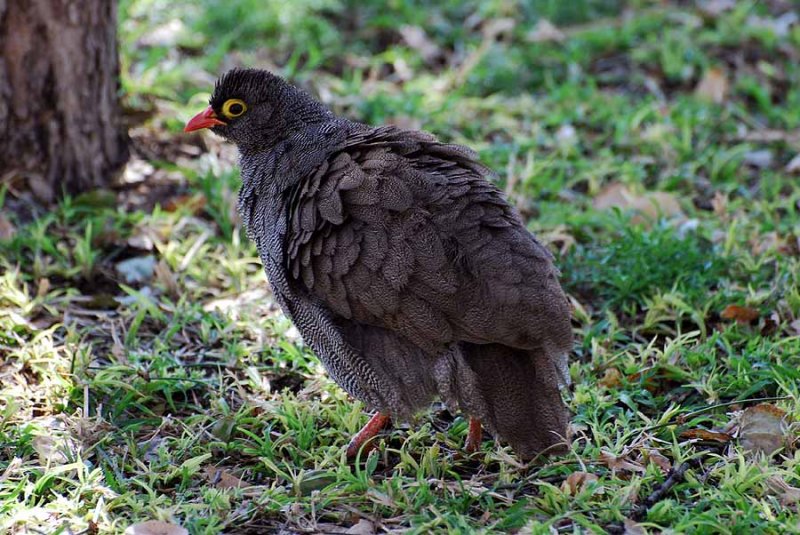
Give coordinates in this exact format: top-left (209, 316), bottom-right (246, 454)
top-left (184, 68), bottom-right (333, 151)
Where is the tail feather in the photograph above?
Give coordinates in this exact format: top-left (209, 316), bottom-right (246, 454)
top-left (435, 343), bottom-right (570, 459)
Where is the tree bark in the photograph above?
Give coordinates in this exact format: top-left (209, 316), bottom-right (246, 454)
top-left (0, 0), bottom-right (128, 201)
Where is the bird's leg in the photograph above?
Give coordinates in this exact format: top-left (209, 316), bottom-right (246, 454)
top-left (464, 417), bottom-right (483, 454)
top-left (346, 412), bottom-right (390, 458)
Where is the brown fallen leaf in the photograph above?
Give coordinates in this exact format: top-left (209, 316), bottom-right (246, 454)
top-left (720, 304), bottom-right (759, 324)
top-left (646, 449), bottom-right (672, 474)
top-left (593, 183), bottom-right (684, 225)
top-left (31, 416), bottom-right (77, 465)
top-left (527, 19), bottom-right (565, 43)
top-left (739, 403), bottom-right (788, 456)
top-left (163, 193), bottom-right (206, 215)
top-left (399, 25), bottom-right (441, 64)
top-left (786, 154), bottom-right (800, 174)
top-left (752, 232), bottom-right (800, 257)
top-left (695, 67), bottom-right (729, 104)
top-left (562, 471), bottom-right (599, 495)
top-left (736, 129), bottom-right (800, 146)
top-left (346, 519), bottom-right (376, 535)
top-left (36, 278), bottom-right (51, 299)
top-left (791, 319), bottom-right (800, 336)
top-left (697, 0), bottom-right (737, 18)
top-left (711, 191), bottom-right (728, 219)
top-left (154, 260), bottom-right (180, 299)
top-left (623, 518), bottom-right (647, 535)
top-left (0, 213), bottom-right (15, 240)
top-left (203, 466), bottom-right (251, 490)
top-left (765, 475), bottom-right (800, 506)
top-left (679, 429), bottom-right (733, 444)
top-left (124, 520), bottom-right (188, 535)
top-left (599, 368), bottom-right (623, 388)
top-left (600, 450), bottom-right (646, 474)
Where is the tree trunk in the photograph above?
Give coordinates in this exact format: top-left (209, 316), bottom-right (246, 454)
top-left (0, 0), bottom-right (128, 201)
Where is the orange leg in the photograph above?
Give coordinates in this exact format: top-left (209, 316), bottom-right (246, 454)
top-left (464, 417), bottom-right (483, 454)
top-left (346, 412), bottom-right (390, 458)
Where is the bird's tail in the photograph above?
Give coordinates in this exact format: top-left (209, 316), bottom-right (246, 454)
top-left (435, 343), bottom-right (570, 459)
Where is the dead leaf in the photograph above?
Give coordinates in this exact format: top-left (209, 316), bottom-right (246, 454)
top-left (399, 26), bottom-right (441, 64)
top-left (737, 129), bottom-right (800, 146)
top-left (599, 368), bottom-right (623, 388)
top-left (36, 278), bottom-right (51, 299)
top-left (154, 260), bottom-right (180, 299)
top-left (679, 429), bottom-right (733, 443)
top-left (527, 19), bottom-right (565, 43)
top-left (646, 450), bottom-right (672, 474)
top-left (562, 471), bottom-right (599, 495)
top-left (766, 475), bottom-right (800, 506)
top-left (695, 67), bottom-right (728, 104)
top-left (0, 457), bottom-right (22, 482)
top-left (121, 157), bottom-right (156, 185)
top-left (769, 232), bottom-right (800, 256)
top-left (163, 193), bottom-right (206, 215)
top-left (202, 466), bottom-right (251, 490)
top-left (697, 0), bottom-right (736, 18)
top-left (751, 231), bottom-right (782, 255)
top-left (720, 304), bottom-right (759, 324)
top-left (739, 403), bottom-right (788, 456)
top-left (128, 231), bottom-right (155, 251)
top-left (600, 450), bottom-right (646, 474)
top-left (786, 154), bottom-right (800, 174)
top-left (482, 18), bottom-right (515, 40)
top-left (124, 520), bottom-right (188, 535)
top-left (367, 487), bottom-right (395, 507)
top-left (623, 518), bottom-right (647, 535)
top-left (32, 435), bottom-right (70, 465)
top-left (0, 213), bottom-right (15, 240)
top-left (711, 191), bottom-right (728, 218)
top-left (594, 183), bottom-right (684, 224)
top-left (791, 319), bottom-right (800, 335)
top-left (31, 417), bottom-right (77, 465)
top-left (346, 519), bottom-right (376, 535)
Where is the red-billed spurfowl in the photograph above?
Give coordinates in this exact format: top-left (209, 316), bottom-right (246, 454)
top-left (185, 69), bottom-right (573, 459)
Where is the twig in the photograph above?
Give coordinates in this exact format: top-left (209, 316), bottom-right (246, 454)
top-left (642, 395), bottom-right (792, 434)
top-left (632, 459), bottom-right (697, 520)
top-left (606, 458), bottom-right (700, 534)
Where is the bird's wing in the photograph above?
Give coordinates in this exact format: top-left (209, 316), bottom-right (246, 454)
top-left (286, 126), bottom-right (571, 356)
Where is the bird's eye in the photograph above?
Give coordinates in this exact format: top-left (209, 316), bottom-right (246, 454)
top-left (222, 99), bottom-right (247, 119)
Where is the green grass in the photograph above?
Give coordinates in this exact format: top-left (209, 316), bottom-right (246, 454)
top-left (3, 0), bottom-right (800, 533)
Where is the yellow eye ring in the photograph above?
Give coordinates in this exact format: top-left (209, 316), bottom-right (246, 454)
top-left (221, 99), bottom-right (247, 119)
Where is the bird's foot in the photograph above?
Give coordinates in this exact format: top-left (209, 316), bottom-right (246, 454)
top-left (464, 417), bottom-right (483, 454)
top-left (346, 412), bottom-right (390, 459)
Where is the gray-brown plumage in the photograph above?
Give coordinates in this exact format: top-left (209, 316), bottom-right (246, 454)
top-left (185, 68), bottom-right (573, 459)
